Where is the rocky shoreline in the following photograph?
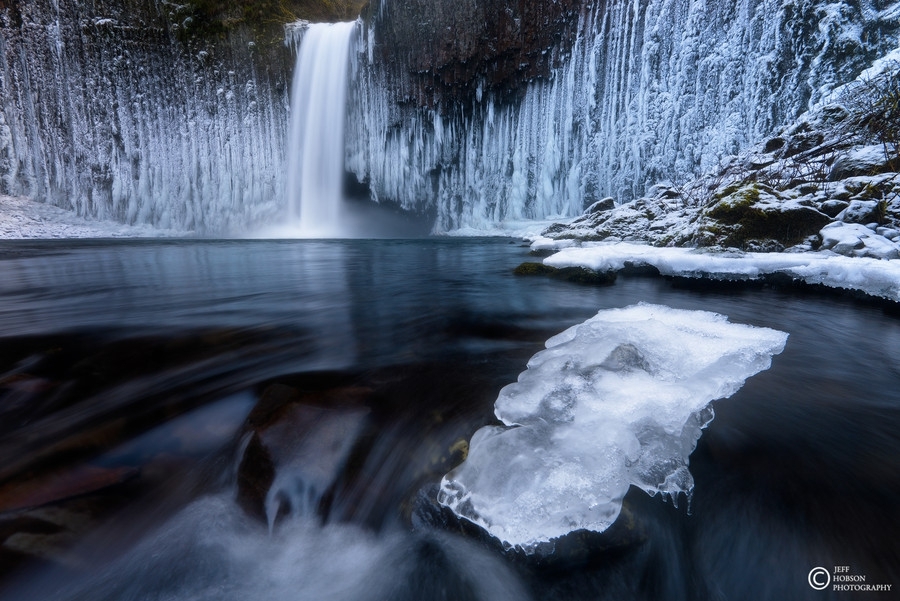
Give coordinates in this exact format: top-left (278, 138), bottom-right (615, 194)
top-left (524, 52), bottom-right (900, 302)
top-left (541, 52), bottom-right (900, 250)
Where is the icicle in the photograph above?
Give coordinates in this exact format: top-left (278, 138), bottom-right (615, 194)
top-left (342, 0), bottom-right (891, 233)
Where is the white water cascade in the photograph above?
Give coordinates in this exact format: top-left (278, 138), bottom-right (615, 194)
top-left (285, 22), bottom-right (357, 237)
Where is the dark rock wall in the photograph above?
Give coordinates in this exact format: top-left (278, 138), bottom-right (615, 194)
top-left (364, 0), bottom-right (585, 108)
top-left (1, 0), bottom-right (897, 234)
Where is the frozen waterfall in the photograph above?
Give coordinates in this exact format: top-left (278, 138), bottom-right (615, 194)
top-left (346, 0), bottom-right (899, 233)
top-left (286, 22), bottom-right (357, 237)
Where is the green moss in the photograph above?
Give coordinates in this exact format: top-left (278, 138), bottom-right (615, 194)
top-left (706, 184), bottom-right (763, 222)
top-left (876, 199), bottom-right (888, 223)
top-left (856, 183), bottom-right (884, 200)
top-left (711, 182), bottom-right (744, 201)
top-left (513, 262), bottom-right (558, 276)
top-left (513, 262), bottom-right (617, 285)
top-left (700, 183), bottom-right (831, 249)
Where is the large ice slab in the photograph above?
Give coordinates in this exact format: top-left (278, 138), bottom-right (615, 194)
top-left (438, 304), bottom-right (787, 551)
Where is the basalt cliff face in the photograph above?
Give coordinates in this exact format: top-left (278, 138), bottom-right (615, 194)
top-left (361, 0), bottom-right (584, 107)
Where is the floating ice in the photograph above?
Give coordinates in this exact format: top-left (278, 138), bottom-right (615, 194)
top-left (438, 303), bottom-right (787, 551)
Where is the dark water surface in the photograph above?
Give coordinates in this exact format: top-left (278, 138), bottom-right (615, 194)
top-left (0, 238), bottom-right (897, 600)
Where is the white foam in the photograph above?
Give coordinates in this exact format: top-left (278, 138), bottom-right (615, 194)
top-left (438, 303), bottom-right (787, 551)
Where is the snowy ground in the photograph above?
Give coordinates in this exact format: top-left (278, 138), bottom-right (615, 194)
top-left (0, 194), bottom-right (558, 240)
top-left (0, 195), bottom-right (188, 238)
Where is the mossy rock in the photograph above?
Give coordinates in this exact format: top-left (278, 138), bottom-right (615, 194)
top-left (702, 184), bottom-right (831, 248)
top-left (513, 262), bottom-right (559, 276)
top-left (706, 183), bottom-right (769, 221)
top-left (514, 263), bottom-right (617, 285)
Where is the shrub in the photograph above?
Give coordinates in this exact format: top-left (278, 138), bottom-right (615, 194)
top-left (855, 61), bottom-right (900, 172)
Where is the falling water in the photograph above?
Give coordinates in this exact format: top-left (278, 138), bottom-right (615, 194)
top-left (285, 22), bottom-right (357, 237)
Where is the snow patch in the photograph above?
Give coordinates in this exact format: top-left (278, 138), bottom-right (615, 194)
top-left (540, 241), bottom-right (900, 301)
top-left (439, 303), bottom-right (787, 551)
top-left (0, 195), bottom-right (188, 238)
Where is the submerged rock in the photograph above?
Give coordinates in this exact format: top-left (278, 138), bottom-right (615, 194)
top-left (236, 382), bottom-right (371, 525)
top-left (514, 262), bottom-right (617, 285)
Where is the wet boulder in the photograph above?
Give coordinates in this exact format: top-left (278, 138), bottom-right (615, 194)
top-left (236, 382), bottom-right (371, 525)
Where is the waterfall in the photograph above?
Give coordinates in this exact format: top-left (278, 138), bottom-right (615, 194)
top-left (285, 22), bottom-right (357, 237)
top-left (2, 0), bottom-right (896, 235)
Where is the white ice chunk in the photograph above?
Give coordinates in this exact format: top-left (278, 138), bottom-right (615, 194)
top-left (438, 303), bottom-right (787, 551)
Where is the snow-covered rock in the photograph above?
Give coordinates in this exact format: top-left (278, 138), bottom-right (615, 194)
top-left (820, 200), bottom-right (850, 217)
top-left (535, 240), bottom-right (900, 301)
top-left (829, 145), bottom-right (896, 180)
top-left (695, 184), bottom-right (830, 250)
top-left (836, 199), bottom-right (886, 224)
top-left (537, 52), bottom-right (900, 256)
top-left (584, 198), bottom-right (616, 214)
top-left (819, 221), bottom-right (900, 259)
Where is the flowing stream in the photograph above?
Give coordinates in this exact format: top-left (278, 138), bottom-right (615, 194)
top-left (0, 238), bottom-right (898, 600)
